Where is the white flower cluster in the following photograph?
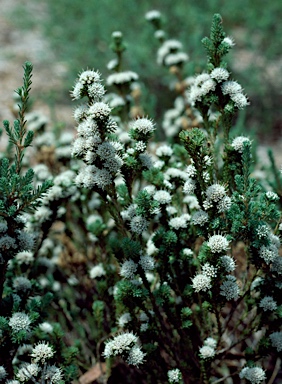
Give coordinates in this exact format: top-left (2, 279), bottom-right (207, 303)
top-left (107, 71), bottom-right (139, 86)
top-left (156, 144), bottom-right (173, 158)
top-left (220, 275), bottom-right (240, 300)
top-left (71, 71), bottom-right (126, 190)
top-left (265, 191), bottom-right (279, 200)
top-left (15, 251), bottom-right (34, 265)
top-left (183, 178), bottom-right (196, 195)
top-left (39, 322), bottom-right (53, 334)
top-left (118, 312), bottom-right (132, 328)
top-left (120, 259), bottom-right (138, 279)
top-left (0, 220), bottom-right (34, 255)
top-left (0, 366), bottom-right (7, 380)
top-left (130, 215), bottom-right (148, 234)
top-left (16, 362), bottom-right (63, 383)
top-left (231, 136), bottom-right (252, 153)
top-left (157, 39), bottom-right (188, 67)
top-left (210, 67), bottom-right (229, 83)
top-left (199, 337), bottom-right (217, 359)
top-left (139, 255), bottom-right (155, 272)
top-left (139, 311), bottom-right (150, 332)
top-left (146, 237), bottom-right (158, 256)
top-left (220, 255), bottom-right (236, 272)
top-left (165, 167), bottom-right (189, 182)
top-left (203, 183), bottom-right (231, 213)
top-left (269, 331), bottom-right (282, 352)
top-left (16, 363), bottom-right (40, 382)
top-left (207, 234), bottom-right (230, 253)
top-left (9, 312), bottom-right (31, 332)
top-left (187, 73), bottom-right (216, 106)
top-left (259, 243), bottom-right (279, 264)
top-left (13, 277), bottom-right (31, 292)
top-left (167, 368), bottom-right (182, 383)
top-left (191, 209), bottom-right (209, 226)
top-left (202, 263), bottom-right (217, 278)
top-left (71, 69), bottom-right (102, 100)
top-left (103, 332), bottom-right (145, 367)
top-left (169, 214), bottom-right (190, 230)
top-left (256, 224), bottom-right (269, 239)
top-left (129, 117), bottom-right (156, 137)
top-left (239, 366), bottom-right (266, 383)
top-left (271, 255), bottom-right (282, 274)
top-left (89, 263), bottom-right (106, 279)
top-left (191, 273), bottom-right (212, 293)
top-left (121, 204), bottom-right (137, 221)
top-left (41, 170), bottom-right (77, 205)
top-left (192, 262), bottom-right (218, 293)
top-left (164, 52), bottom-right (189, 67)
top-left (259, 296), bottom-right (277, 312)
top-left (221, 80), bottom-right (249, 109)
top-left (162, 97), bottom-right (193, 138)
top-left (30, 342), bottom-right (54, 363)
top-left (153, 190), bottom-right (172, 204)
top-left (145, 9), bottom-right (161, 21)
top-left (0, 235), bottom-right (15, 251)
top-left (193, 190), bottom-right (206, 209)
top-left (223, 36), bottom-right (235, 47)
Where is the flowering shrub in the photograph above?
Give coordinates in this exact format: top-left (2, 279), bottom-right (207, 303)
top-left (1, 12), bottom-right (282, 384)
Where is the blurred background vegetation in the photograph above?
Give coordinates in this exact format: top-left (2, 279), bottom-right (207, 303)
top-left (6, 0), bottom-right (282, 141)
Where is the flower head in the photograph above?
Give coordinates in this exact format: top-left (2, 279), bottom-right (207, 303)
top-left (168, 368), bottom-right (182, 383)
top-left (9, 312), bottom-right (31, 332)
top-left (192, 273), bottom-right (211, 292)
top-left (103, 332), bottom-right (138, 358)
top-left (259, 244), bottom-right (278, 264)
top-left (139, 255), bottom-right (155, 271)
top-left (259, 296), bottom-right (277, 312)
top-left (89, 263), bottom-right (106, 279)
top-left (221, 80), bottom-right (242, 95)
top-left (269, 331), bottom-right (282, 352)
top-left (210, 67), bottom-right (229, 82)
top-left (206, 183), bottom-right (226, 202)
top-left (223, 36), bottom-right (235, 47)
top-left (153, 190), bottom-right (172, 204)
top-left (31, 342), bottom-right (54, 363)
top-left (107, 71), bottom-right (138, 86)
top-left (44, 365), bottom-right (63, 383)
top-left (239, 367), bottom-right (266, 383)
top-left (145, 10), bottom-right (161, 21)
top-left (39, 322), bottom-right (53, 334)
top-left (220, 275), bottom-right (240, 300)
top-left (169, 214), bottom-right (190, 230)
top-left (88, 102), bottom-right (111, 122)
top-left (126, 345), bottom-right (146, 367)
top-left (118, 313), bottom-right (132, 328)
top-left (16, 363), bottom-right (40, 382)
top-left (130, 118), bottom-right (155, 135)
top-left (13, 277), bottom-right (31, 292)
top-left (199, 345), bottom-right (215, 359)
top-left (207, 234), bottom-right (229, 253)
top-left (120, 259), bottom-right (138, 279)
top-left (220, 255), bottom-right (236, 272)
top-left (130, 216), bottom-right (148, 234)
top-left (0, 366), bottom-right (7, 380)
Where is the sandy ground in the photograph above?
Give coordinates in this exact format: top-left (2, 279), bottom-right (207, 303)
top-left (0, 0), bottom-right (72, 128)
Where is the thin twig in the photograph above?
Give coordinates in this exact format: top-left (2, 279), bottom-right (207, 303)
top-left (267, 357), bottom-right (281, 384)
top-left (212, 369), bottom-right (241, 384)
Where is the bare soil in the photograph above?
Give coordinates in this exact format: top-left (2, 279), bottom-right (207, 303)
top-left (0, 0), bottom-right (72, 128)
